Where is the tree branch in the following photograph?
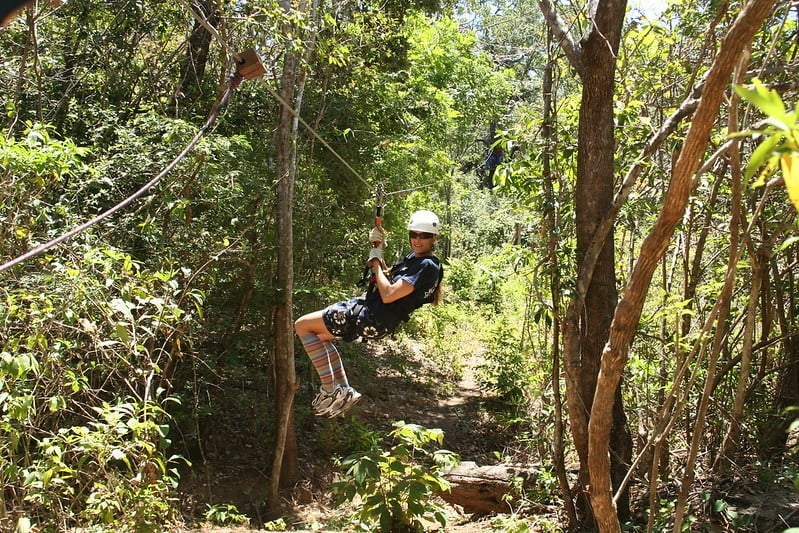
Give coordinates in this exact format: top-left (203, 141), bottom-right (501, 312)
top-left (538, 0), bottom-right (584, 76)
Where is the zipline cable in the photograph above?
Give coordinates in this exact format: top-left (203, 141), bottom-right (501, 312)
top-left (180, 0), bottom-right (374, 191)
top-left (254, 77), bottom-right (373, 191)
top-left (0, 71), bottom-right (244, 275)
top-left (188, 2), bottom-right (444, 199)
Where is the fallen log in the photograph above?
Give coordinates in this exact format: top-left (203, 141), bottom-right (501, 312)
top-left (439, 461), bottom-right (538, 514)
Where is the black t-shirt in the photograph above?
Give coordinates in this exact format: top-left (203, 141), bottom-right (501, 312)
top-left (365, 252), bottom-right (443, 329)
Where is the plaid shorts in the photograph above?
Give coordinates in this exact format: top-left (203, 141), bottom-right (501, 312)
top-left (322, 298), bottom-right (392, 342)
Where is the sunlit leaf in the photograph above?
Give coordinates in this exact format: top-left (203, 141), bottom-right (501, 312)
top-left (746, 134), bottom-right (782, 181)
top-left (114, 323), bottom-right (131, 343)
top-left (110, 298), bottom-right (134, 321)
top-left (734, 79), bottom-right (787, 120)
top-left (781, 153), bottom-right (799, 213)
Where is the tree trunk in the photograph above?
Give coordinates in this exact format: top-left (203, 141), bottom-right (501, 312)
top-left (267, 0), bottom-right (302, 513)
top-left (173, 0), bottom-right (217, 112)
top-left (673, 143), bottom-right (741, 533)
top-left (9, 6), bottom-right (34, 129)
top-left (587, 1), bottom-right (777, 530)
top-left (540, 0), bottom-right (630, 526)
top-left (542, 27), bottom-right (578, 530)
top-left (714, 50), bottom-right (757, 475)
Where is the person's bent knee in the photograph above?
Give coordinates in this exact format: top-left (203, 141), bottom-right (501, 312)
top-left (294, 314), bottom-right (309, 335)
top-left (294, 310), bottom-right (323, 336)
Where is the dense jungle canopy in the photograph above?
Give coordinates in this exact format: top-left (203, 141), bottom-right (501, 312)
top-left (1, 0), bottom-right (798, 531)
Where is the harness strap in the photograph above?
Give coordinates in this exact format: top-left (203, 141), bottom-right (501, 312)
top-left (360, 183), bottom-right (388, 289)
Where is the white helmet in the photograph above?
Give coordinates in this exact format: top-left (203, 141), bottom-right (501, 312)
top-left (407, 210), bottom-right (441, 235)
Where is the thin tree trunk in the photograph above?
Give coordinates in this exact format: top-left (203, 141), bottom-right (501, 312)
top-left (267, 0), bottom-right (302, 512)
top-left (173, 0), bottom-right (217, 112)
top-left (220, 258), bottom-right (256, 349)
top-left (542, 27), bottom-right (577, 529)
top-left (761, 247), bottom-right (799, 455)
top-left (8, 6), bottom-right (34, 130)
top-left (276, 0), bottom-right (317, 488)
top-left (587, 1), bottom-right (776, 530)
top-left (716, 253), bottom-right (762, 470)
top-left (673, 140), bottom-right (742, 533)
top-left (715, 49), bottom-right (758, 475)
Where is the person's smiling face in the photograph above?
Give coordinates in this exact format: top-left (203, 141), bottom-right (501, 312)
top-left (408, 231), bottom-right (437, 256)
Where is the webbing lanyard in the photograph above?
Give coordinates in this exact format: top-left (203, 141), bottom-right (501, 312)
top-left (361, 183), bottom-right (387, 288)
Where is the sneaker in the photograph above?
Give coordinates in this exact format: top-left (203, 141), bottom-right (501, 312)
top-left (326, 386), bottom-right (362, 418)
top-left (312, 386), bottom-right (343, 416)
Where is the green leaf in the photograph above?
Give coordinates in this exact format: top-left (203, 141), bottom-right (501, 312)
top-left (48, 395), bottom-right (66, 413)
top-left (746, 134), bottom-right (783, 181)
top-left (734, 79), bottom-right (787, 120)
top-left (114, 323), bottom-right (131, 343)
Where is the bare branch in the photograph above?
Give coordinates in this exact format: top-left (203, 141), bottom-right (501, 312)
top-left (538, 0), bottom-right (584, 76)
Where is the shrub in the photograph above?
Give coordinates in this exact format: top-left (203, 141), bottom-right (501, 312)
top-left (0, 246), bottom-right (195, 530)
top-left (333, 421), bottom-right (460, 532)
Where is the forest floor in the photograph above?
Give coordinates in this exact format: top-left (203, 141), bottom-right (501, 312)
top-left (176, 337), bottom-right (799, 532)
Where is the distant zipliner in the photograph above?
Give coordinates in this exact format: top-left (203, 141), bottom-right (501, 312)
top-left (476, 144), bottom-right (506, 188)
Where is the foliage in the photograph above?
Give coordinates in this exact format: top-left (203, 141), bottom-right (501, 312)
top-left (315, 415), bottom-right (383, 458)
top-left (733, 79), bottom-right (799, 214)
top-left (477, 317), bottom-right (538, 421)
top-left (333, 421), bottom-right (460, 531)
top-left (401, 301), bottom-right (470, 390)
top-left (204, 503), bottom-right (250, 527)
top-left (0, 123), bottom-right (91, 258)
top-left (0, 244), bottom-right (194, 529)
top-left (489, 514), bottom-right (561, 533)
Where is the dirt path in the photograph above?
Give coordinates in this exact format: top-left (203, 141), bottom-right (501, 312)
top-left (180, 342), bottom-right (514, 531)
top-left (408, 352), bottom-right (506, 463)
top-left (307, 346), bottom-right (510, 532)
top-left (357, 341), bottom-right (508, 465)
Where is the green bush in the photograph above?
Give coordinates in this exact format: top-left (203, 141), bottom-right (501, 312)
top-left (204, 503), bottom-right (250, 527)
top-left (478, 318), bottom-right (536, 419)
top-left (0, 246), bottom-right (194, 530)
top-left (333, 421), bottom-right (460, 532)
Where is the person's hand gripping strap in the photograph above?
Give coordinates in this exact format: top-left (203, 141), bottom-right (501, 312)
top-left (367, 225), bottom-right (387, 266)
top-left (369, 225), bottom-right (387, 248)
top-left (368, 246), bottom-right (384, 264)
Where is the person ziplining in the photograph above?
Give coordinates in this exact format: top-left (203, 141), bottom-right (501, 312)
top-left (294, 208), bottom-right (445, 418)
top-left (477, 143), bottom-right (505, 189)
